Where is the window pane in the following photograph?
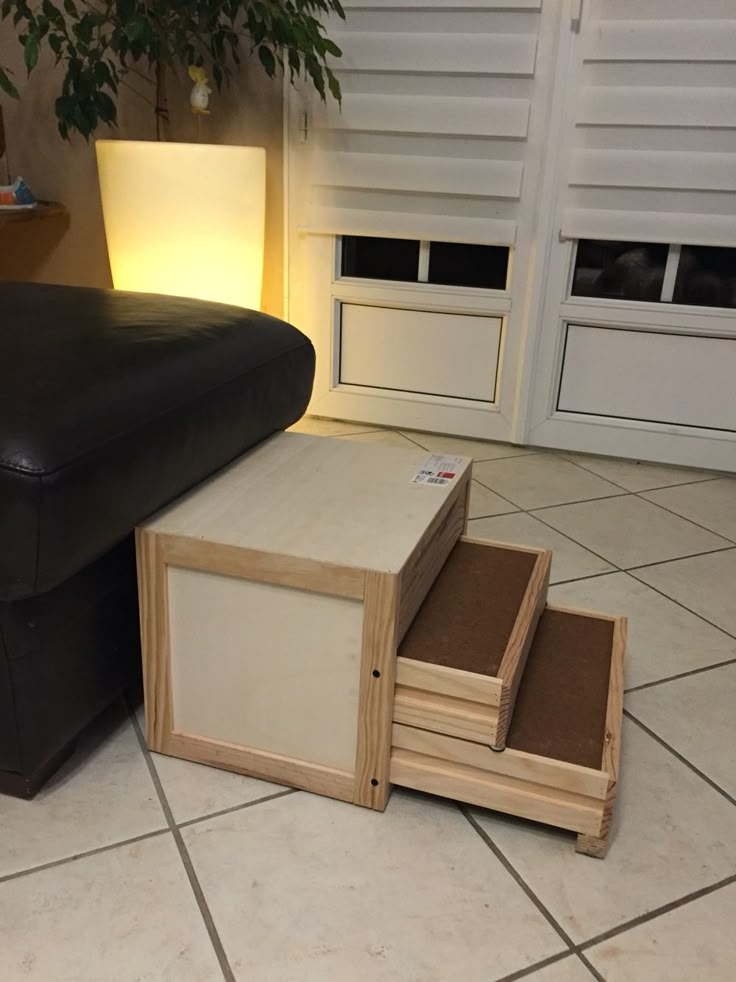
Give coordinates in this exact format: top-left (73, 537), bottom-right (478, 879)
top-left (428, 242), bottom-right (509, 290)
top-left (673, 246), bottom-right (736, 309)
top-left (341, 235), bottom-right (420, 281)
top-left (572, 240), bottom-right (669, 302)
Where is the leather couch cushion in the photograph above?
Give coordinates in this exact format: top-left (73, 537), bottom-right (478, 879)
top-left (0, 283), bottom-right (315, 601)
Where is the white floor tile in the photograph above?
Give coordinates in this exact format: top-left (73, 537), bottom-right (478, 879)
top-left (586, 882), bottom-right (736, 982)
top-left (401, 431), bottom-right (534, 461)
top-left (151, 753), bottom-right (287, 825)
top-left (0, 833), bottom-right (220, 982)
top-left (642, 478), bottom-right (736, 542)
top-left (184, 791), bottom-right (565, 981)
top-left (559, 453), bottom-right (718, 492)
top-left (0, 705), bottom-right (165, 878)
top-left (549, 573), bottom-right (736, 689)
top-left (468, 512), bottom-right (614, 584)
top-left (472, 720), bottom-right (736, 942)
top-left (288, 417), bottom-right (380, 437)
top-left (526, 956), bottom-right (597, 981)
top-left (474, 454), bottom-right (623, 510)
top-left (337, 429), bottom-right (423, 450)
top-left (468, 480), bottom-right (518, 520)
top-left (627, 663), bottom-right (736, 798)
top-left (534, 496), bottom-right (730, 569)
top-left (634, 549), bottom-right (736, 635)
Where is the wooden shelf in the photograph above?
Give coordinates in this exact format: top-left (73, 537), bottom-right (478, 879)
top-left (0, 201), bottom-right (67, 227)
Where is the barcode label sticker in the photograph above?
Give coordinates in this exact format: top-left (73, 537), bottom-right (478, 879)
top-left (412, 454), bottom-right (464, 486)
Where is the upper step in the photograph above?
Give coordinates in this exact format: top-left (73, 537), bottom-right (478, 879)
top-left (395, 536), bottom-right (551, 749)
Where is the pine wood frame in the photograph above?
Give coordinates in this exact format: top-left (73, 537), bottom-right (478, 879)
top-left (393, 536), bottom-right (551, 750)
top-left (136, 470), bottom-right (470, 813)
top-left (390, 607), bottom-right (627, 857)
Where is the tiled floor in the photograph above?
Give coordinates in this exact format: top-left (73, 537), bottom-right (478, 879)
top-left (2, 419), bottom-right (735, 982)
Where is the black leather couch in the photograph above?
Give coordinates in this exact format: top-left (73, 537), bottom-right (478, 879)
top-left (0, 282), bottom-right (315, 796)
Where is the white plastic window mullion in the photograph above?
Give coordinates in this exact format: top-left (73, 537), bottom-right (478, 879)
top-left (660, 243), bottom-right (682, 303)
top-left (418, 241), bottom-right (431, 283)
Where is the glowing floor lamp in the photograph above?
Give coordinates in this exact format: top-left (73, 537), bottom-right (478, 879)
top-left (95, 140), bottom-right (265, 310)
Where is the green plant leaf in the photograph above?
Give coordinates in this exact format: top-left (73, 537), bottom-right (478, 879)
top-left (0, 65), bottom-right (20, 98)
top-left (23, 35), bottom-right (40, 72)
top-left (258, 44), bottom-right (275, 76)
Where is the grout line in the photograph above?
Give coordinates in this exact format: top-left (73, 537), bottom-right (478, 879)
top-left (481, 489), bottom-right (630, 513)
top-left (625, 545), bottom-right (736, 574)
top-left (623, 710), bottom-right (736, 807)
top-left (549, 569), bottom-right (618, 588)
top-left (529, 492), bottom-right (630, 512)
top-left (128, 704), bottom-right (236, 982)
top-left (632, 477), bottom-right (723, 492)
top-left (576, 951), bottom-right (606, 981)
top-left (625, 656), bottom-right (736, 695)
top-left (461, 807), bottom-right (576, 950)
top-left (469, 512), bottom-right (521, 521)
top-left (557, 451), bottom-right (724, 495)
top-left (625, 569), bottom-right (736, 642)
top-left (492, 951), bottom-right (573, 982)
top-left (577, 872), bottom-right (736, 954)
top-left (523, 507), bottom-right (626, 571)
top-left (632, 494), bottom-right (736, 547)
top-left (177, 788), bottom-right (299, 829)
top-left (523, 511), bottom-right (736, 644)
top-left (468, 482), bottom-right (521, 511)
top-left (0, 827), bottom-right (170, 886)
top-left (465, 802), bottom-right (736, 980)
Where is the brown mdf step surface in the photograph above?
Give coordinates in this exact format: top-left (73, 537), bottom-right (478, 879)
top-left (391, 604), bottom-right (626, 858)
top-left (394, 536), bottom-right (551, 749)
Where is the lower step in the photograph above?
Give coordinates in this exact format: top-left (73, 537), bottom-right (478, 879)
top-left (390, 604), bottom-right (626, 858)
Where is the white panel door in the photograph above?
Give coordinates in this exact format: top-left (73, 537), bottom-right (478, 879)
top-left (286, 0), bottom-right (560, 438)
top-left (524, 0), bottom-right (736, 471)
top-left (558, 325), bottom-right (736, 432)
top-left (340, 305), bottom-right (502, 402)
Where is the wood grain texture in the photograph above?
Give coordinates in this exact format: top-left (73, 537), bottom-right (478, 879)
top-left (0, 201), bottom-right (67, 227)
top-left (496, 548), bottom-right (552, 747)
top-left (395, 658), bottom-right (503, 707)
top-left (391, 749), bottom-right (604, 837)
top-left (392, 724), bottom-right (608, 800)
top-left (353, 572), bottom-right (400, 810)
top-left (393, 686), bottom-right (497, 744)
top-left (594, 616), bottom-right (628, 849)
top-left (397, 476), bottom-right (470, 643)
top-left (135, 528), bottom-right (174, 752)
top-left (161, 533), bottom-right (366, 600)
top-left (165, 732), bottom-right (355, 803)
top-left (142, 433), bottom-right (471, 577)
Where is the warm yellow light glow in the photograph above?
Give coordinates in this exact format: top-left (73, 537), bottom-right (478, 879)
top-left (96, 140), bottom-right (265, 310)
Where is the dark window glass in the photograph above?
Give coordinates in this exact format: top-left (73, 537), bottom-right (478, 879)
top-left (673, 246), bottom-right (736, 309)
top-left (341, 235), bottom-right (419, 281)
top-left (428, 242), bottom-right (509, 290)
top-left (572, 240), bottom-right (669, 302)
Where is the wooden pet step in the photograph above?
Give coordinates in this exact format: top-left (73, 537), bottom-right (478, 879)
top-left (394, 536), bottom-right (551, 749)
top-left (390, 604), bottom-right (626, 858)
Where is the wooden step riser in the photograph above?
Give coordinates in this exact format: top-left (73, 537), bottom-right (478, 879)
top-left (392, 723), bottom-right (609, 800)
top-left (391, 748), bottom-right (606, 838)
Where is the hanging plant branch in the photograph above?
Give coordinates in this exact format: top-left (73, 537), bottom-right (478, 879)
top-left (0, 0), bottom-right (345, 140)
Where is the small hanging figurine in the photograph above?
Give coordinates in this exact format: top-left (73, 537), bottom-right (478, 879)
top-left (188, 65), bottom-right (212, 115)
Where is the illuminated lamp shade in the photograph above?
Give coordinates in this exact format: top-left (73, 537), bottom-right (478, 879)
top-left (95, 140), bottom-right (265, 310)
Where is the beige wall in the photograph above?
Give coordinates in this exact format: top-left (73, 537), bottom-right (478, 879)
top-left (0, 32), bottom-right (284, 317)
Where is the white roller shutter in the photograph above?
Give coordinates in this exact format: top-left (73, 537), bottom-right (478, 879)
top-left (295, 0), bottom-right (544, 246)
top-left (561, 0), bottom-right (736, 247)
